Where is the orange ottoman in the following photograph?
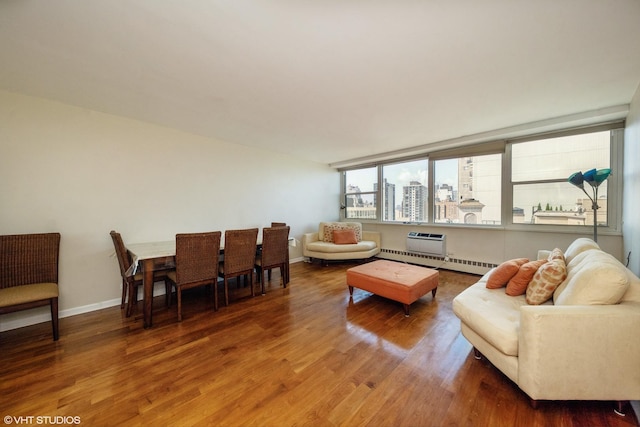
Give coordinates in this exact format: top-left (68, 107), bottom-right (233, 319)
top-left (347, 260), bottom-right (438, 316)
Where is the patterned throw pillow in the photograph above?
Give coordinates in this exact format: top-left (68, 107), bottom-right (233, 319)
top-left (322, 223), bottom-right (362, 243)
top-left (526, 258), bottom-right (568, 305)
top-left (486, 258), bottom-right (529, 289)
top-left (547, 247), bottom-right (565, 263)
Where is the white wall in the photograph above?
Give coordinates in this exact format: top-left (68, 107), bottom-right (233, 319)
top-left (623, 83), bottom-right (640, 276)
top-left (0, 90), bottom-right (339, 330)
top-left (366, 222), bottom-right (622, 275)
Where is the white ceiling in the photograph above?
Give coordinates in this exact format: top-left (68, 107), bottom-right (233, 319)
top-left (1, 1), bottom-right (640, 166)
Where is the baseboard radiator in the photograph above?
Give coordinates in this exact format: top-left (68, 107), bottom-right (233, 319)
top-left (378, 248), bottom-right (498, 274)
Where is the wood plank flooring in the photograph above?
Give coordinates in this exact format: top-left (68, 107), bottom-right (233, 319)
top-left (1, 261), bottom-right (638, 427)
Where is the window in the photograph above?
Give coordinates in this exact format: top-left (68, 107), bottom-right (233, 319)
top-left (433, 154), bottom-right (502, 225)
top-left (344, 167), bottom-right (377, 220)
top-left (511, 130), bottom-right (612, 227)
top-left (340, 124), bottom-right (622, 232)
top-left (381, 160), bottom-right (428, 222)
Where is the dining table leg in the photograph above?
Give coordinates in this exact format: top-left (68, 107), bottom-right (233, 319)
top-left (143, 258), bottom-right (154, 328)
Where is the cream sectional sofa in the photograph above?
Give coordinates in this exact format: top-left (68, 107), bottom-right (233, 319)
top-left (453, 238), bottom-right (640, 414)
top-left (302, 222), bottom-right (380, 264)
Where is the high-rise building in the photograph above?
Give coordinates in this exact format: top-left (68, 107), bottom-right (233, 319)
top-left (402, 181), bottom-right (428, 221)
top-left (380, 178), bottom-right (395, 221)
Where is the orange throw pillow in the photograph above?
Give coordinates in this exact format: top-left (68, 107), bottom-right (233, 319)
top-left (486, 258), bottom-right (529, 289)
top-left (506, 259), bottom-right (547, 296)
top-left (332, 229), bottom-right (358, 244)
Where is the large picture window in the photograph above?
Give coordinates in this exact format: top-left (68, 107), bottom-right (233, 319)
top-left (344, 167), bottom-right (377, 220)
top-left (340, 124), bottom-right (622, 232)
top-left (511, 131), bottom-right (611, 227)
top-left (381, 160), bottom-right (428, 222)
top-left (433, 154), bottom-right (502, 225)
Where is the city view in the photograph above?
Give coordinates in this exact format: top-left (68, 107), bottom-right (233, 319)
top-left (344, 131), bottom-right (611, 226)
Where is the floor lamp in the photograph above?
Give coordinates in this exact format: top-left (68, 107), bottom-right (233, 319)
top-left (568, 168), bottom-right (611, 242)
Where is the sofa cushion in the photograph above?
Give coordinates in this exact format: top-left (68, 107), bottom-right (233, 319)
top-left (304, 240), bottom-right (377, 254)
top-left (554, 249), bottom-right (630, 305)
top-left (621, 268), bottom-right (640, 303)
top-left (564, 238), bottom-right (600, 264)
top-left (333, 229), bottom-right (358, 245)
top-left (486, 258), bottom-right (529, 289)
top-left (319, 222), bottom-right (362, 243)
top-left (453, 278), bottom-right (537, 357)
top-left (505, 259), bottom-right (547, 296)
top-left (526, 258), bottom-right (567, 305)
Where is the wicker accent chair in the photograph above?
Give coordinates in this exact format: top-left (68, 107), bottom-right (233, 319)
top-left (0, 233), bottom-right (61, 340)
top-left (219, 228), bottom-right (259, 306)
top-left (109, 230), bottom-right (172, 317)
top-left (256, 226), bottom-right (290, 295)
top-left (166, 232), bottom-right (221, 321)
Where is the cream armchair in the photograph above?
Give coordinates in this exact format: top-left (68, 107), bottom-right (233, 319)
top-left (302, 222), bottom-right (380, 264)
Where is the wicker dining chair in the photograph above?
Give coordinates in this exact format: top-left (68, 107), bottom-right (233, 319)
top-left (166, 231), bottom-right (221, 321)
top-left (256, 226), bottom-right (290, 295)
top-left (219, 228), bottom-right (259, 306)
top-left (110, 230), bottom-right (172, 317)
top-left (268, 222), bottom-right (289, 283)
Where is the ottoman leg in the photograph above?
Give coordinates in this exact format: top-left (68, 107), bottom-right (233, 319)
top-left (432, 287), bottom-right (437, 298)
top-left (403, 304), bottom-right (410, 317)
top-left (348, 285), bottom-right (354, 296)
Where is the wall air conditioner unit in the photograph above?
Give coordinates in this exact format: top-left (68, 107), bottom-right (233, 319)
top-left (406, 232), bottom-right (446, 257)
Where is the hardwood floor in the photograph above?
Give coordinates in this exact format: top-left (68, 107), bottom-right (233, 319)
top-left (1, 261), bottom-right (638, 427)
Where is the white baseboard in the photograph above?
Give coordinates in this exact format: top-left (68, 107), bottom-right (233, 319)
top-left (0, 282), bottom-right (172, 333)
top-left (0, 298), bottom-right (122, 333)
top-left (1, 260), bottom-right (304, 333)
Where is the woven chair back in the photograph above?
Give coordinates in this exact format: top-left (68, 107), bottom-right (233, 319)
top-left (0, 233), bottom-right (60, 289)
top-left (223, 228), bottom-right (259, 275)
top-left (110, 230), bottom-right (132, 279)
top-left (175, 232), bottom-right (221, 285)
top-left (261, 226), bottom-right (289, 268)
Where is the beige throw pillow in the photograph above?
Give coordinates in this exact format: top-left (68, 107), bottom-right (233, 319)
top-left (526, 258), bottom-right (567, 305)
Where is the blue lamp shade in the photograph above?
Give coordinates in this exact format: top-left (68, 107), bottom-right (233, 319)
top-left (582, 168), bottom-right (597, 185)
top-left (593, 168), bottom-right (611, 186)
top-left (568, 171), bottom-right (584, 189)
top-left (568, 168), bottom-right (611, 189)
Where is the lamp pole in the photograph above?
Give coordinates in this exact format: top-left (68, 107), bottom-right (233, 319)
top-left (568, 168), bottom-right (610, 244)
top-left (578, 187), bottom-right (598, 242)
top-left (591, 192), bottom-right (598, 243)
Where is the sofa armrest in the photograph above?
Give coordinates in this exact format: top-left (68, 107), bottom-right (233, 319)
top-left (518, 303), bottom-right (640, 400)
top-left (303, 232), bottom-right (319, 244)
top-left (302, 232), bottom-right (319, 257)
top-left (362, 231), bottom-right (381, 247)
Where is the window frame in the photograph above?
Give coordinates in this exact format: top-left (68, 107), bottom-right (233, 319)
top-left (504, 125), bottom-right (623, 234)
top-left (342, 166), bottom-right (379, 220)
top-left (339, 122), bottom-right (624, 236)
